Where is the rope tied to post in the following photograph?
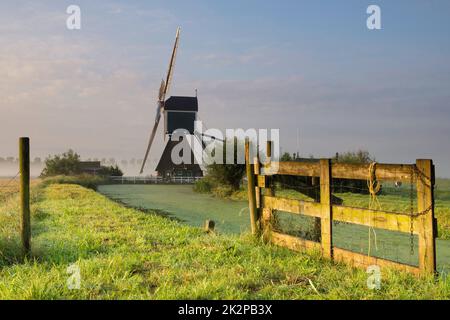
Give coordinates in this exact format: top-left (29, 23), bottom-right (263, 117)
top-left (367, 162), bottom-right (381, 256)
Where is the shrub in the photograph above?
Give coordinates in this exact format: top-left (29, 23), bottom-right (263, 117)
top-left (98, 165), bottom-right (123, 177)
top-left (193, 178), bottom-right (213, 193)
top-left (41, 150), bottom-right (81, 177)
top-left (206, 163), bottom-right (245, 191)
top-left (333, 150), bottom-right (377, 194)
top-left (211, 185), bottom-right (234, 198)
top-left (203, 138), bottom-right (246, 191)
top-left (41, 150), bottom-right (123, 178)
top-left (335, 150), bottom-right (375, 164)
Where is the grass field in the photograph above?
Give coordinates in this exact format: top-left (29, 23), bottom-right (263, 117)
top-left (99, 184), bottom-right (450, 272)
top-left (0, 183), bottom-right (449, 299)
top-left (0, 178), bottom-right (40, 203)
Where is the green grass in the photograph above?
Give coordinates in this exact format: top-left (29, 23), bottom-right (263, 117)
top-left (0, 183), bottom-right (450, 299)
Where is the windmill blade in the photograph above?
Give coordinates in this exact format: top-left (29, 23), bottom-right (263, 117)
top-left (162, 27), bottom-right (181, 101)
top-left (140, 27), bottom-right (181, 174)
top-left (158, 79), bottom-right (165, 102)
top-left (140, 108), bottom-right (162, 174)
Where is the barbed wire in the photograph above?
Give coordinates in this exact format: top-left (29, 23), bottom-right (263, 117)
top-left (267, 181), bottom-right (434, 218)
top-left (0, 172), bottom-right (20, 191)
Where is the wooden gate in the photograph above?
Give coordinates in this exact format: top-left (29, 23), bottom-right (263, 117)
top-left (245, 140), bottom-right (437, 276)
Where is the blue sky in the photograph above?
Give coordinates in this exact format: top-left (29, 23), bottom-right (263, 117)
top-left (1, 0), bottom-right (450, 176)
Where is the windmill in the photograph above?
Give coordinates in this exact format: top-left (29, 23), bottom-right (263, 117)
top-left (140, 27), bottom-right (203, 179)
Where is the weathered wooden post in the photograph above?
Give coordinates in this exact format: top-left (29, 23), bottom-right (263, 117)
top-left (204, 220), bottom-right (215, 233)
top-left (260, 141), bottom-right (274, 240)
top-left (320, 159), bottom-right (332, 259)
top-left (416, 159), bottom-right (436, 275)
top-left (19, 137), bottom-right (31, 255)
top-left (245, 138), bottom-right (259, 235)
top-left (265, 140), bottom-right (273, 197)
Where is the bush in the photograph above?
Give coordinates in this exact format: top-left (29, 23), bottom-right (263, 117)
top-left (206, 163), bottom-right (245, 191)
top-left (203, 138), bottom-right (246, 191)
top-left (41, 150), bottom-right (123, 178)
top-left (41, 150), bottom-right (81, 177)
top-left (335, 150), bottom-right (375, 164)
top-left (211, 185), bottom-right (234, 198)
top-left (193, 178), bottom-right (213, 193)
top-left (333, 150), bottom-right (377, 194)
top-left (98, 165), bottom-right (123, 177)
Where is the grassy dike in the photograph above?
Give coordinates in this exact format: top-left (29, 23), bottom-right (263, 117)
top-left (0, 183), bottom-right (449, 299)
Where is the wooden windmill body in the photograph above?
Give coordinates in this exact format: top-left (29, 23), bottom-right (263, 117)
top-left (140, 28), bottom-right (203, 179)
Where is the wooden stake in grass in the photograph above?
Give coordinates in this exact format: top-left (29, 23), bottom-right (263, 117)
top-left (204, 220), bottom-right (215, 233)
top-left (19, 137), bottom-right (31, 255)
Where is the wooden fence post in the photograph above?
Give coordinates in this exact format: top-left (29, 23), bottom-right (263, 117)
top-left (245, 139), bottom-right (259, 235)
top-left (416, 159), bottom-right (436, 275)
top-left (19, 137), bottom-right (31, 255)
top-left (262, 141), bottom-right (274, 227)
top-left (320, 159), bottom-right (332, 259)
top-left (254, 146), bottom-right (261, 210)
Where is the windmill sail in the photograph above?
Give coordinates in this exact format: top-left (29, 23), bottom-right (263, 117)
top-left (163, 27), bottom-right (180, 100)
top-left (139, 27), bottom-right (181, 174)
top-left (140, 110), bottom-right (162, 174)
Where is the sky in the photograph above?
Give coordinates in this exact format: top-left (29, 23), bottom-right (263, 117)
top-left (0, 0), bottom-right (450, 176)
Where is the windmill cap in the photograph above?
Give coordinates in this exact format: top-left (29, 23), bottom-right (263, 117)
top-left (164, 96), bottom-right (198, 112)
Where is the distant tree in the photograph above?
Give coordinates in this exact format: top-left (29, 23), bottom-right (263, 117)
top-left (281, 152), bottom-right (293, 161)
top-left (335, 150), bottom-right (375, 164)
top-left (98, 165), bottom-right (123, 177)
top-left (33, 157), bottom-right (42, 164)
top-left (203, 138), bottom-right (246, 191)
top-left (333, 150), bottom-right (376, 194)
top-left (41, 150), bottom-right (124, 178)
top-left (41, 150), bottom-right (81, 177)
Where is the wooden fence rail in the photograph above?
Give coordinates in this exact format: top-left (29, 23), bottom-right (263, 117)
top-left (245, 141), bottom-right (437, 276)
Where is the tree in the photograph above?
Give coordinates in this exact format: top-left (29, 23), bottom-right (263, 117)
top-left (40, 150), bottom-right (124, 177)
top-left (333, 150), bottom-right (376, 194)
top-left (41, 149), bottom-right (81, 177)
top-left (335, 150), bottom-right (375, 164)
top-left (98, 165), bottom-right (123, 177)
top-left (280, 152), bottom-right (293, 161)
top-left (203, 138), bottom-right (246, 191)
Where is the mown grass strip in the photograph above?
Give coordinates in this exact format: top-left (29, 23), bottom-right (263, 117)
top-left (0, 183), bottom-right (449, 299)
